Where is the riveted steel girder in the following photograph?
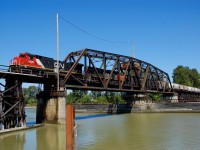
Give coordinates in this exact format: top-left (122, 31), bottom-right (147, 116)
top-left (62, 48), bottom-right (173, 94)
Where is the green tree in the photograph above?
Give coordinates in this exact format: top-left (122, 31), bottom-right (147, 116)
top-left (147, 93), bottom-right (162, 102)
top-left (93, 96), bottom-right (109, 104)
top-left (104, 92), bottom-right (126, 104)
top-left (80, 95), bottom-right (91, 104)
top-left (173, 66), bottom-right (191, 85)
top-left (89, 91), bottom-right (102, 98)
top-left (66, 90), bottom-right (126, 104)
top-left (23, 85), bottom-right (40, 105)
top-left (172, 65), bottom-right (200, 88)
top-left (66, 90), bottom-right (88, 104)
top-left (189, 68), bottom-right (200, 88)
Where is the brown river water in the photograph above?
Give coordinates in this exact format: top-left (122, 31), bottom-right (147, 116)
top-left (0, 108), bottom-right (200, 150)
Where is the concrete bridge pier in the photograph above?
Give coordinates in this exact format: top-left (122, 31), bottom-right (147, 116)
top-left (163, 93), bottom-right (178, 103)
top-left (36, 83), bottom-right (66, 124)
top-left (124, 93), bottom-right (146, 104)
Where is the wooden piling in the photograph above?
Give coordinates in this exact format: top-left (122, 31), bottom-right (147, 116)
top-left (66, 105), bottom-right (74, 150)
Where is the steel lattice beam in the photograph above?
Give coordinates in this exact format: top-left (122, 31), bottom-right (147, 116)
top-left (62, 48), bottom-right (173, 94)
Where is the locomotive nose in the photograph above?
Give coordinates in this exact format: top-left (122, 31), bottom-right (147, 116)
top-left (11, 57), bottom-right (18, 65)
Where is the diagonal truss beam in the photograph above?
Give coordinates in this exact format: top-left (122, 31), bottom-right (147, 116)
top-left (120, 61), bottom-right (130, 87)
top-left (61, 48), bottom-right (173, 94)
top-left (1, 100), bottom-right (21, 118)
top-left (140, 65), bottom-right (150, 91)
top-left (87, 54), bottom-right (104, 86)
top-left (63, 50), bottom-right (86, 84)
top-left (106, 58), bottom-right (118, 88)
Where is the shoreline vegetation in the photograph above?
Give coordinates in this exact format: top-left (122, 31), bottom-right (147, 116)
top-left (24, 86), bottom-right (163, 106)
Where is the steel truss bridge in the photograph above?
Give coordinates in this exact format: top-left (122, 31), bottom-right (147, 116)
top-left (62, 49), bottom-right (173, 93)
top-left (0, 48), bottom-right (199, 130)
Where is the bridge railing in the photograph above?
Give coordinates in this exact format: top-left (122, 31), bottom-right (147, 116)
top-left (0, 65), bottom-right (9, 72)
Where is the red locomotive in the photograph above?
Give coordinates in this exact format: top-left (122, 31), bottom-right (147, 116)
top-left (11, 52), bottom-right (43, 68)
top-left (10, 52), bottom-right (83, 75)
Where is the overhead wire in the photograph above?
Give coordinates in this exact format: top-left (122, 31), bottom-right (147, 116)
top-left (59, 15), bottom-right (129, 44)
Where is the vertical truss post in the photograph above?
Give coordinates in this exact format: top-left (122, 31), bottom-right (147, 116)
top-left (140, 65), bottom-right (150, 91)
top-left (84, 53), bottom-right (87, 85)
top-left (0, 91), bottom-right (3, 130)
top-left (120, 62), bottom-right (130, 87)
top-left (117, 57), bottom-right (121, 89)
top-left (155, 69), bottom-right (162, 91)
top-left (103, 53), bottom-right (106, 88)
top-left (130, 60), bottom-right (133, 90)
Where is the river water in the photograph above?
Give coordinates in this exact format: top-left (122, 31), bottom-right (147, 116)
top-left (0, 108), bottom-right (200, 150)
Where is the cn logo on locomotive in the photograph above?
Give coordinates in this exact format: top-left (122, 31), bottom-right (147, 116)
top-left (54, 62), bottom-right (65, 69)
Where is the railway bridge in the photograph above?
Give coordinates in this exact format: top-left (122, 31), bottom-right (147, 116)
top-left (0, 48), bottom-right (199, 130)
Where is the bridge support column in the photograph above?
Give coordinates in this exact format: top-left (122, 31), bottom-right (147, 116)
top-left (0, 79), bottom-right (26, 130)
top-left (124, 93), bottom-right (147, 104)
top-left (36, 85), bottom-right (66, 124)
top-left (163, 93), bottom-right (178, 103)
top-left (0, 92), bottom-right (4, 130)
top-left (45, 88), bottom-right (66, 124)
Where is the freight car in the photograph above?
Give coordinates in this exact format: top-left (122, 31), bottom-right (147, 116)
top-left (9, 52), bottom-right (83, 75)
top-left (171, 83), bottom-right (200, 93)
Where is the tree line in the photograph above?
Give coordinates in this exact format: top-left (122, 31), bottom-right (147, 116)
top-left (66, 91), bottom-right (126, 104)
top-left (22, 87), bottom-right (162, 105)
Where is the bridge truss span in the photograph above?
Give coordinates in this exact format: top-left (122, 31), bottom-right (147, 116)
top-left (62, 48), bottom-right (173, 93)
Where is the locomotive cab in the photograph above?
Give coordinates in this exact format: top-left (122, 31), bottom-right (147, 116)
top-left (11, 53), bottom-right (42, 68)
top-left (10, 52), bottom-right (84, 75)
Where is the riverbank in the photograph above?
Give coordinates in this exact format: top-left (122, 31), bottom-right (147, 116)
top-left (74, 101), bottom-right (200, 113)
top-left (25, 102), bottom-right (200, 113)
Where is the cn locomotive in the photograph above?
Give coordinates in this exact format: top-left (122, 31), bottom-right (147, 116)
top-left (10, 52), bottom-right (83, 75)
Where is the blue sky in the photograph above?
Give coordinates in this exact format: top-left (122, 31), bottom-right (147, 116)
top-left (0, 0), bottom-right (200, 81)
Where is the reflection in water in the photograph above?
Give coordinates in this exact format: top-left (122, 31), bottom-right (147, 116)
top-left (76, 113), bottom-right (200, 150)
top-left (0, 124), bottom-right (66, 150)
top-left (36, 125), bottom-right (66, 150)
top-left (0, 108), bottom-right (66, 150)
top-left (1, 109), bottom-right (200, 150)
top-left (0, 131), bottom-right (26, 150)
top-left (75, 114), bottom-right (112, 120)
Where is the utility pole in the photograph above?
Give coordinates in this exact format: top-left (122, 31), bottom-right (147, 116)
top-left (132, 42), bottom-right (134, 58)
top-left (56, 13), bottom-right (59, 91)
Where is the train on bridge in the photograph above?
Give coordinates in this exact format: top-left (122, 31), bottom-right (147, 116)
top-left (10, 52), bottom-right (142, 81)
top-left (9, 51), bottom-right (200, 95)
top-left (10, 52), bottom-right (165, 89)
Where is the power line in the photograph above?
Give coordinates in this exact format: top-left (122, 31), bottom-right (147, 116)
top-left (59, 15), bottom-right (128, 44)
